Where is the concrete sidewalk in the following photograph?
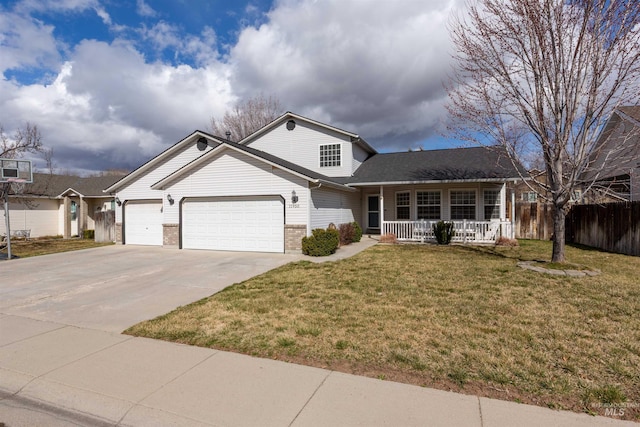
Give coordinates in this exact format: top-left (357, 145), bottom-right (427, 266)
top-left (1, 315), bottom-right (636, 427)
top-left (1, 241), bottom-right (637, 426)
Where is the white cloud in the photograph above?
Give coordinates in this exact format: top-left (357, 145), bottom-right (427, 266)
top-left (1, 0), bottom-right (467, 173)
top-left (0, 10), bottom-right (61, 76)
top-left (229, 0), bottom-right (463, 150)
top-left (136, 0), bottom-right (156, 18)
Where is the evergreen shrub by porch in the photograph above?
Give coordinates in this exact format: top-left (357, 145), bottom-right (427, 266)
top-left (352, 221), bottom-right (362, 242)
top-left (302, 228), bottom-right (340, 256)
top-left (83, 229), bottom-right (95, 240)
top-left (433, 221), bottom-right (454, 245)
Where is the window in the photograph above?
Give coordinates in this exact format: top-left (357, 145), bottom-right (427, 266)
top-left (320, 144), bottom-right (341, 167)
top-left (450, 190), bottom-right (476, 220)
top-left (521, 191), bottom-right (537, 202)
top-left (484, 189), bottom-right (501, 220)
top-left (417, 191), bottom-right (441, 220)
top-left (396, 192), bottom-right (410, 220)
top-left (71, 201), bottom-right (77, 221)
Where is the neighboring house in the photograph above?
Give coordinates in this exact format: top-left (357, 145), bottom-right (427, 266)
top-left (581, 106), bottom-right (640, 203)
top-left (105, 112), bottom-right (524, 253)
top-left (1, 173), bottom-right (120, 238)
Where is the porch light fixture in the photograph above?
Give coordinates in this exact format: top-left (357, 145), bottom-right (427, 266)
top-left (167, 194), bottom-right (174, 205)
top-left (115, 197), bottom-right (122, 206)
top-left (291, 190), bottom-right (298, 204)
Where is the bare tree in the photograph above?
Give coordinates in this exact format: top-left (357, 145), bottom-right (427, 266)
top-left (0, 123), bottom-right (52, 205)
top-left (1, 122), bottom-right (42, 159)
top-left (210, 94), bottom-right (283, 142)
top-left (447, 0), bottom-right (640, 262)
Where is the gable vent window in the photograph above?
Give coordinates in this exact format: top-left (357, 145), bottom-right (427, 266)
top-left (320, 144), bottom-right (341, 167)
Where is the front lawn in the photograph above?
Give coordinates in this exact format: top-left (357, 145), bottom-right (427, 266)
top-left (125, 240), bottom-right (640, 420)
top-left (2, 237), bottom-right (113, 258)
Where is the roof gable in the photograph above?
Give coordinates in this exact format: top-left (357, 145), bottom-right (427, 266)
top-left (151, 137), bottom-right (356, 192)
top-left (240, 111), bottom-right (377, 154)
top-left (104, 130), bottom-right (225, 193)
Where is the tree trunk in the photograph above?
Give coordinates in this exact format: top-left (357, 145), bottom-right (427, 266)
top-left (551, 204), bottom-right (566, 263)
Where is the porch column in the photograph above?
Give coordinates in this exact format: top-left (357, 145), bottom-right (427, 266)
top-left (379, 185), bottom-right (384, 233)
top-left (63, 196), bottom-right (71, 239)
top-left (511, 187), bottom-right (516, 238)
top-left (80, 196), bottom-right (88, 237)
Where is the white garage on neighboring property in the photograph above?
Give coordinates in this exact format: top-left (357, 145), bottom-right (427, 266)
top-left (181, 196), bottom-right (284, 253)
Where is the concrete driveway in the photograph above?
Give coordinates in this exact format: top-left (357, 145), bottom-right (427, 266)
top-left (0, 245), bottom-right (302, 332)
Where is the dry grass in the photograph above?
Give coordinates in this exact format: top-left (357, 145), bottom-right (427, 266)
top-left (2, 237), bottom-right (113, 258)
top-left (125, 240), bottom-right (640, 420)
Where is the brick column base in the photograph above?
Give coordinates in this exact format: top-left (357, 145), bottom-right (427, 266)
top-left (163, 224), bottom-right (179, 247)
top-left (115, 223), bottom-right (122, 243)
top-left (285, 224), bottom-right (307, 252)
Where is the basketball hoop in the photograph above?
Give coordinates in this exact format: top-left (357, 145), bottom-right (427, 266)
top-left (1, 158), bottom-right (32, 261)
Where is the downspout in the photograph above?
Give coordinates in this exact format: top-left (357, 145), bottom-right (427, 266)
top-left (308, 182), bottom-right (323, 236)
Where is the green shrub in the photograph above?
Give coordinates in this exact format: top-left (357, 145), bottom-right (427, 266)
top-left (83, 229), bottom-right (95, 240)
top-left (302, 228), bottom-right (340, 256)
top-left (351, 221), bottom-right (362, 242)
top-left (432, 221), bottom-right (454, 245)
top-left (339, 222), bottom-right (355, 245)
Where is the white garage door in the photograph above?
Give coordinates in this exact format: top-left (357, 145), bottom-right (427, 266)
top-left (182, 196), bottom-right (284, 253)
top-left (124, 200), bottom-right (163, 246)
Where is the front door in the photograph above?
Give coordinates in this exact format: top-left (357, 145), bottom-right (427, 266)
top-left (367, 195), bottom-right (380, 229)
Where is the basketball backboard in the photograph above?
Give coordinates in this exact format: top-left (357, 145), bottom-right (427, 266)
top-left (0, 158), bottom-right (33, 183)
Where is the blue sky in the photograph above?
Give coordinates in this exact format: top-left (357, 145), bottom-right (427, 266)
top-left (0, 0), bottom-right (466, 174)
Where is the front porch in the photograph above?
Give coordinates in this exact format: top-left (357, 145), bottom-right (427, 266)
top-left (383, 219), bottom-right (513, 244)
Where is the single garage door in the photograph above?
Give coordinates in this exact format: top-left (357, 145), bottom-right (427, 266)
top-left (124, 200), bottom-right (163, 246)
top-left (182, 196), bottom-right (284, 253)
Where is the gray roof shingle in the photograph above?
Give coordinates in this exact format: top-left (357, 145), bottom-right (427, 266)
top-left (347, 146), bottom-right (524, 184)
top-left (18, 173), bottom-right (122, 197)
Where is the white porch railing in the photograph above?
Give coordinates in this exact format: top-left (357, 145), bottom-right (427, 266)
top-left (382, 220), bottom-right (513, 244)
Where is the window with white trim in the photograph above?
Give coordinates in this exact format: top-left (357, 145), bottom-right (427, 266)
top-left (450, 190), bottom-right (476, 220)
top-left (521, 191), bottom-right (537, 202)
top-left (483, 189), bottom-right (501, 220)
top-left (319, 143), bottom-right (341, 167)
top-left (396, 191), bottom-right (410, 220)
top-left (417, 191), bottom-right (441, 220)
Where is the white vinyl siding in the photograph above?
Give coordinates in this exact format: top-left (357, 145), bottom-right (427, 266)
top-left (243, 120), bottom-right (354, 177)
top-left (114, 141), bottom-right (214, 223)
top-left (352, 143), bottom-right (370, 173)
top-left (161, 149), bottom-right (308, 226)
top-left (310, 187), bottom-right (360, 230)
top-left (182, 197), bottom-right (284, 253)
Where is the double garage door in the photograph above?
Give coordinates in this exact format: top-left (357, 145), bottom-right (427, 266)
top-left (124, 197), bottom-right (284, 252)
top-left (182, 196), bottom-right (284, 253)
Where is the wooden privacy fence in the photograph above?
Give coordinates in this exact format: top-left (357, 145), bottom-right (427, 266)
top-left (514, 202), bottom-right (554, 240)
top-left (95, 210), bottom-right (115, 243)
top-left (566, 201), bottom-right (640, 257)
